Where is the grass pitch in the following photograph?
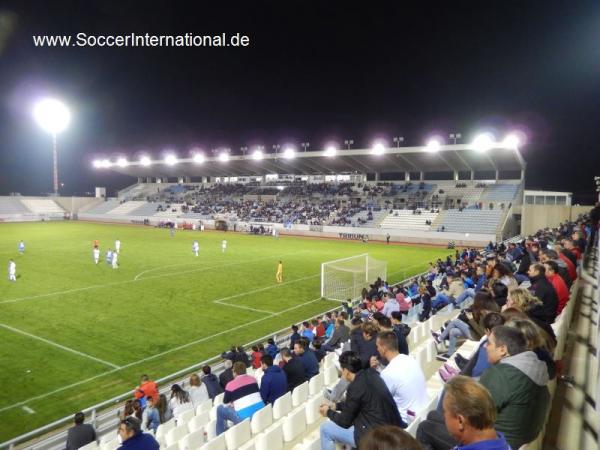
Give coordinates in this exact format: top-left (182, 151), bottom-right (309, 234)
top-left (0, 221), bottom-right (451, 441)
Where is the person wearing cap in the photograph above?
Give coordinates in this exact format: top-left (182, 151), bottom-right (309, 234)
top-left (431, 272), bottom-right (465, 310)
top-left (117, 416), bottom-right (159, 450)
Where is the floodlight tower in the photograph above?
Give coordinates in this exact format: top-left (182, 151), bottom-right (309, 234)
top-left (33, 98), bottom-right (71, 196)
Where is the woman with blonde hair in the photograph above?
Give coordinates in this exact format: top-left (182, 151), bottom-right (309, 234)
top-left (502, 288), bottom-right (541, 312)
top-left (188, 373), bottom-right (209, 408)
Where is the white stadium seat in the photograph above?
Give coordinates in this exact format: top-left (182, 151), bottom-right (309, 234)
top-left (188, 410), bottom-right (211, 433)
top-left (324, 365), bottom-right (339, 386)
top-left (251, 403), bottom-right (273, 435)
top-left (283, 406), bottom-right (307, 442)
top-left (196, 398), bottom-right (213, 415)
top-left (254, 422), bottom-right (283, 450)
top-left (166, 423), bottom-right (189, 446)
top-left (177, 408), bottom-right (196, 427)
top-left (292, 381), bottom-right (309, 407)
top-left (224, 418), bottom-right (251, 450)
top-left (79, 441), bottom-right (98, 450)
top-left (180, 428), bottom-right (205, 450)
top-left (308, 372), bottom-right (324, 396)
top-left (200, 433), bottom-right (226, 450)
top-left (305, 393), bottom-right (324, 425)
top-left (273, 392), bottom-right (292, 420)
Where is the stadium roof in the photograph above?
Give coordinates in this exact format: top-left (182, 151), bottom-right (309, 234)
top-left (105, 144), bottom-right (526, 178)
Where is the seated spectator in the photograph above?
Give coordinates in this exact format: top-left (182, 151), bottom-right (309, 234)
top-left (156, 394), bottom-right (172, 424)
top-left (432, 272), bottom-right (464, 310)
top-left (527, 264), bottom-right (558, 323)
top-left (359, 425), bottom-right (423, 450)
top-left (169, 384), bottom-right (193, 418)
top-left (294, 337), bottom-right (320, 378)
top-left (259, 354), bottom-right (287, 404)
top-left (280, 347), bottom-right (307, 391)
top-left (219, 360), bottom-right (234, 389)
top-left (443, 376), bottom-right (511, 449)
top-left (65, 412), bottom-right (96, 450)
top-left (201, 365), bottom-right (224, 399)
top-left (141, 396), bottom-right (161, 434)
top-left (134, 374), bottom-right (159, 405)
top-left (374, 331), bottom-right (428, 423)
top-left (455, 264), bottom-right (487, 307)
top-left (313, 340), bottom-right (327, 362)
top-left (251, 345), bottom-right (263, 369)
top-left (479, 325), bottom-right (550, 448)
top-left (319, 351), bottom-right (405, 450)
top-left (322, 318), bottom-right (350, 352)
top-left (490, 281), bottom-right (508, 309)
top-left (266, 338), bottom-right (279, 358)
top-left (543, 260), bottom-right (570, 315)
top-left (381, 292), bottom-right (400, 317)
top-left (506, 319), bottom-right (556, 380)
top-left (290, 324), bottom-right (301, 348)
top-left (381, 314), bottom-right (409, 356)
top-left (117, 417), bottom-right (159, 450)
top-left (188, 373), bottom-right (209, 408)
top-left (216, 362), bottom-right (265, 435)
top-left (300, 321), bottom-right (315, 342)
top-left (418, 284), bottom-right (434, 321)
top-left (357, 321), bottom-right (380, 368)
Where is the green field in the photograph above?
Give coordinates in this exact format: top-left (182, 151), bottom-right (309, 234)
top-left (0, 221), bottom-right (451, 441)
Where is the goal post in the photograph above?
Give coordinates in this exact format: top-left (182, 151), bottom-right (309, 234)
top-left (321, 253), bottom-right (387, 302)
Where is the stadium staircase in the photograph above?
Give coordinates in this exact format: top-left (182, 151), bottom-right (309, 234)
top-left (378, 209), bottom-right (438, 231)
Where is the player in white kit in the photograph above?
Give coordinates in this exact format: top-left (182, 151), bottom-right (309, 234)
top-left (192, 240), bottom-right (199, 256)
top-left (8, 259), bottom-right (16, 281)
top-left (221, 239), bottom-right (227, 253)
top-left (115, 239), bottom-right (121, 254)
top-left (111, 251), bottom-right (119, 269)
top-left (93, 246), bottom-right (100, 264)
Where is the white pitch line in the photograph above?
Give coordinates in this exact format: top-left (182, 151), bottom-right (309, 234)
top-left (0, 323), bottom-right (121, 369)
top-left (22, 406), bottom-right (35, 414)
top-left (213, 274), bottom-right (320, 305)
top-left (0, 297), bottom-right (329, 413)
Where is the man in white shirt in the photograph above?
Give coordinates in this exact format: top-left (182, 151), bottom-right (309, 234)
top-left (8, 259), bottom-right (16, 281)
top-left (192, 240), bottom-right (199, 257)
top-left (93, 246), bottom-right (100, 264)
top-left (373, 331), bottom-right (429, 423)
top-left (111, 251), bottom-right (118, 269)
top-left (221, 239), bottom-right (227, 253)
top-left (115, 239), bottom-right (121, 254)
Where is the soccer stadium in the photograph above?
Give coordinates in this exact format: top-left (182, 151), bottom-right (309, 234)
top-left (1, 3), bottom-right (600, 450)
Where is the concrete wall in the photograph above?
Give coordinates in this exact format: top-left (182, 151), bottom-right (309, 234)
top-left (521, 205), bottom-right (593, 236)
top-left (53, 196), bottom-right (105, 214)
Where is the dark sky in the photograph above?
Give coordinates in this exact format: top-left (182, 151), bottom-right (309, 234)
top-left (0, 1), bottom-right (599, 202)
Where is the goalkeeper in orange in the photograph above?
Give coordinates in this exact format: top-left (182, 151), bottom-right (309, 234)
top-left (276, 260), bottom-right (283, 283)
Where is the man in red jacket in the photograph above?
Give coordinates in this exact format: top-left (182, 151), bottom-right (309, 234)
top-left (134, 375), bottom-right (159, 404)
top-left (544, 261), bottom-right (569, 315)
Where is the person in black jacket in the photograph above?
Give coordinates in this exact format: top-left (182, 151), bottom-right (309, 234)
top-left (280, 347), bottom-right (307, 391)
top-left (65, 412), bottom-right (96, 450)
top-left (201, 365), bottom-right (224, 399)
top-left (527, 264), bottom-right (558, 323)
top-left (219, 360), bottom-right (234, 389)
top-left (356, 321), bottom-right (379, 369)
top-left (319, 351), bottom-right (405, 449)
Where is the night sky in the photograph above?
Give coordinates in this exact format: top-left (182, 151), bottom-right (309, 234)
top-left (0, 1), bottom-right (599, 202)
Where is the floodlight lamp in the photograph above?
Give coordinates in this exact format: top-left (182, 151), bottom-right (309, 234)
top-left (164, 154), bottom-right (178, 166)
top-left (283, 147), bottom-right (296, 159)
top-left (502, 133), bottom-right (521, 149)
top-left (33, 98), bottom-right (71, 134)
top-left (471, 133), bottom-right (495, 152)
top-left (324, 145), bottom-right (337, 157)
top-left (252, 149), bottom-right (264, 160)
top-left (219, 152), bottom-right (229, 162)
top-left (140, 156), bottom-right (152, 166)
top-left (193, 153), bottom-right (205, 164)
top-left (117, 157), bottom-right (128, 168)
top-left (425, 139), bottom-right (441, 152)
top-left (371, 142), bottom-right (385, 155)
top-left (92, 159), bottom-right (102, 169)
top-left (100, 159), bottom-right (111, 168)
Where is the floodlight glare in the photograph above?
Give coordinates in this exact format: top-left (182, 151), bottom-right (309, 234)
top-left (100, 159), bottom-right (111, 168)
top-left (219, 152), bottom-right (229, 162)
top-left (33, 98), bottom-right (71, 134)
top-left (193, 153), bottom-right (205, 164)
top-left (283, 147), bottom-right (296, 159)
top-left (471, 133), bottom-right (495, 152)
top-left (164, 154), bottom-right (178, 166)
top-left (324, 146), bottom-right (337, 157)
top-left (252, 149), bottom-right (264, 160)
top-left (425, 139), bottom-right (441, 152)
top-left (92, 159), bottom-right (102, 169)
top-left (502, 133), bottom-right (521, 149)
top-left (140, 156), bottom-right (152, 166)
top-left (117, 157), bottom-right (128, 168)
top-left (371, 142), bottom-right (385, 155)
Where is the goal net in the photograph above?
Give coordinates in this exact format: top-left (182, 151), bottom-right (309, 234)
top-left (321, 253), bottom-right (387, 302)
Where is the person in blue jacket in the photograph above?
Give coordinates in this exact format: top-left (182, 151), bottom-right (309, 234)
top-left (294, 338), bottom-right (319, 378)
top-left (259, 354), bottom-right (287, 404)
top-left (117, 417), bottom-right (159, 450)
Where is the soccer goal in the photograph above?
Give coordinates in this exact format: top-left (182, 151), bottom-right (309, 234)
top-left (321, 253), bottom-right (387, 302)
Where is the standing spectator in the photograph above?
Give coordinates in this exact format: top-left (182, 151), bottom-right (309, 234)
top-left (216, 362), bottom-right (265, 435)
top-left (117, 417), bottom-right (159, 450)
top-left (219, 360), bottom-right (234, 389)
top-left (280, 347), bottom-right (307, 391)
top-left (374, 332), bottom-right (428, 423)
top-left (251, 345), bottom-right (263, 369)
top-left (201, 365), bottom-right (224, 400)
top-left (188, 374), bottom-right (209, 408)
top-left (319, 351), bottom-right (405, 450)
top-left (259, 354), bottom-right (287, 404)
top-left (290, 325), bottom-right (301, 348)
top-left (389, 312), bottom-right (410, 355)
top-left (266, 338), bottom-right (279, 358)
top-left (294, 337), bottom-right (320, 378)
top-left (169, 384), bottom-right (193, 419)
top-left (65, 412), bottom-right (96, 450)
